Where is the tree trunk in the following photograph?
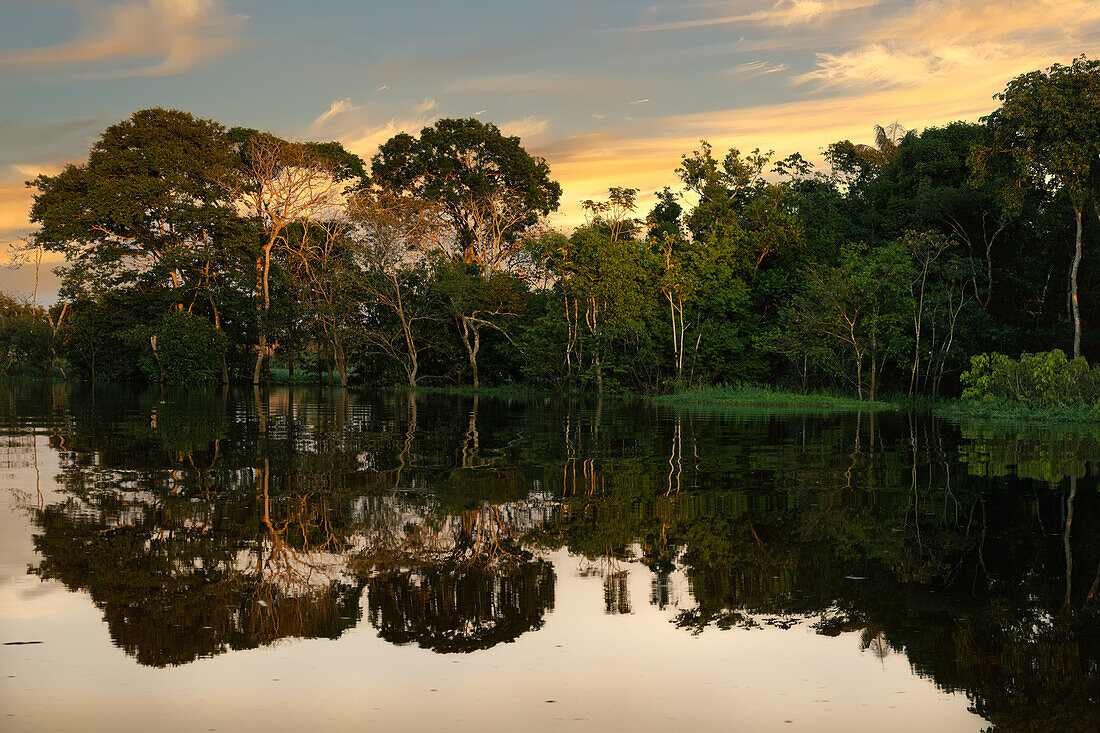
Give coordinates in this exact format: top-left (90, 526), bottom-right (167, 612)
top-left (459, 317), bottom-right (480, 390)
top-left (855, 350), bottom-right (863, 401)
top-left (334, 341), bottom-right (347, 388)
top-left (254, 240), bottom-right (275, 386)
top-left (870, 357), bottom-right (877, 402)
top-left (253, 333), bottom-right (266, 385)
top-left (1071, 205), bottom-right (1083, 359)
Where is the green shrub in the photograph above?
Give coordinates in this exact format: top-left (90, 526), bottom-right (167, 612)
top-left (960, 350), bottom-right (1100, 407)
top-left (150, 311), bottom-right (227, 385)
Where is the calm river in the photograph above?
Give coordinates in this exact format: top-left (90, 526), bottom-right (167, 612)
top-left (1, 384), bottom-right (1097, 731)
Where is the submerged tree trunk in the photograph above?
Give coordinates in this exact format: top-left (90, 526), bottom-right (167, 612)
top-left (334, 341), bottom-right (348, 388)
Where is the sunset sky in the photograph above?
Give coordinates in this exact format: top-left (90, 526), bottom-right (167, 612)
top-left (2, 0), bottom-right (1098, 298)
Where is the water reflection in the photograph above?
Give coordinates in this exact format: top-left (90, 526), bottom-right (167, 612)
top-left (3, 383), bottom-right (1100, 730)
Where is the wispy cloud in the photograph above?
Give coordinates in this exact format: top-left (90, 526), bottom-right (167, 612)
top-left (0, 0), bottom-right (249, 79)
top-left (499, 117), bottom-right (549, 140)
top-left (725, 60), bottom-right (789, 77)
top-left (310, 98), bottom-right (360, 131)
top-left (622, 0), bottom-right (882, 32)
top-left (794, 0), bottom-right (1100, 90)
top-left (795, 44), bottom-right (951, 87)
top-left (630, 98), bottom-right (650, 105)
top-left (414, 97), bottom-right (438, 114)
top-left (341, 113), bottom-right (441, 161)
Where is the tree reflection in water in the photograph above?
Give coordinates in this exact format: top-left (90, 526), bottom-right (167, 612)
top-left (6, 383), bottom-right (1100, 729)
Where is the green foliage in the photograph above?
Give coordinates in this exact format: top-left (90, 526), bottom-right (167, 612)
top-left (960, 350), bottom-right (1100, 408)
top-left (371, 117), bottom-right (561, 257)
top-left (30, 108), bottom-right (243, 294)
top-left (58, 295), bottom-right (152, 382)
top-left (0, 294), bottom-right (53, 377)
top-left (151, 311), bottom-right (228, 385)
top-left (976, 56), bottom-right (1100, 212)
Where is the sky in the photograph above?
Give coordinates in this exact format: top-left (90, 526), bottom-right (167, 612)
top-left (1, 0), bottom-right (1098, 299)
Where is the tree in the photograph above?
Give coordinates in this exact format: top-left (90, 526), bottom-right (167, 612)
top-left (282, 217), bottom-right (360, 387)
top-left (433, 260), bottom-right (524, 389)
top-left (30, 109), bottom-right (243, 298)
top-left (349, 190), bottom-right (449, 386)
top-left (797, 242), bottom-right (912, 400)
top-left (229, 130), bottom-right (366, 383)
top-left (825, 122), bottom-right (908, 188)
top-left (372, 118), bottom-right (561, 270)
top-left (974, 56), bottom-right (1100, 358)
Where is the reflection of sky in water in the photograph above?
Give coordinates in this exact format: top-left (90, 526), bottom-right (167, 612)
top-left (0, 440), bottom-right (982, 732)
top-left (5, 386), bottom-right (1099, 732)
top-left (2, 557), bottom-right (981, 733)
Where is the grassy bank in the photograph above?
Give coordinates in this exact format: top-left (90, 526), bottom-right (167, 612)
top-left (935, 399), bottom-right (1100, 425)
top-left (652, 384), bottom-right (896, 410)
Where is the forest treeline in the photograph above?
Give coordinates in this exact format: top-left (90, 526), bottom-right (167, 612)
top-left (2, 56), bottom-right (1098, 398)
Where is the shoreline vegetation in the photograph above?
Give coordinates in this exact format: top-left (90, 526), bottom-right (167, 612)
top-left (8, 371), bottom-right (1100, 424)
top-left (650, 384), bottom-right (896, 410)
top-left (2, 59), bottom-right (1098, 412)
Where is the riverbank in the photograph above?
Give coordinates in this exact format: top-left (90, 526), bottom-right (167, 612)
top-left (652, 384), bottom-right (897, 410)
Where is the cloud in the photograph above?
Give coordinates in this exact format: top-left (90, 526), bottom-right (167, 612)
top-left (531, 54), bottom-right (1040, 228)
top-left (499, 117), bottom-right (549, 140)
top-left (622, 0), bottom-right (882, 32)
top-left (793, 1), bottom-right (1100, 90)
top-left (342, 115), bottom-right (439, 161)
top-left (725, 60), bottom-right (789, 77)
top-left (310, 98), bottom-right (360, 131)
top-left (884, 0), bottom-right (1100, 47)
top-left (795, 44), bottom-right (951, 87)
top-left (414, 97), bottom-right (438, 114)
top-left (0, 0), bottom-right (249, 79)
top-left (630, 98), bottom-right (650, 105)
top-left (377, 85), bottom-right (389, 91)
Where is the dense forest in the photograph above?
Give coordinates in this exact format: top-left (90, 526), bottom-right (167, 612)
top-left (2, 56), bottom-right (1098, 399)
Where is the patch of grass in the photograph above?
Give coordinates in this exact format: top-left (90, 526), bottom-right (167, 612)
top-left (267, 367), bottom-right (324, 385)
top-left (935, 398), bottom-right (1100, 425)
top-left (652, 384), bottom-right (896, 411)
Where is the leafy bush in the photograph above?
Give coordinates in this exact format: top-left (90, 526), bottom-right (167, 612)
top-left (960, 350), bottom-right (1100, 407)
top-left (149, 311), bottom-right (227, 385)
top-left (0, 296), bottom-right (53, 377)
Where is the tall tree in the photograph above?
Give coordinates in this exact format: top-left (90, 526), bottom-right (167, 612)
top-left (974, 56), bottom-right (1100, 358)
top-left (349, 190), bottom-right (449, 387)
top-left (29, 108), bottom-right (242, 302)
top-left (371, 118), bottom-right (561, 270)
top-left (228, 129), bottom-right (366, 383)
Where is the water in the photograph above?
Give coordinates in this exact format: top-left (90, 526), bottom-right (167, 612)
top-left (1, 383), bottom-right (1097, 731)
